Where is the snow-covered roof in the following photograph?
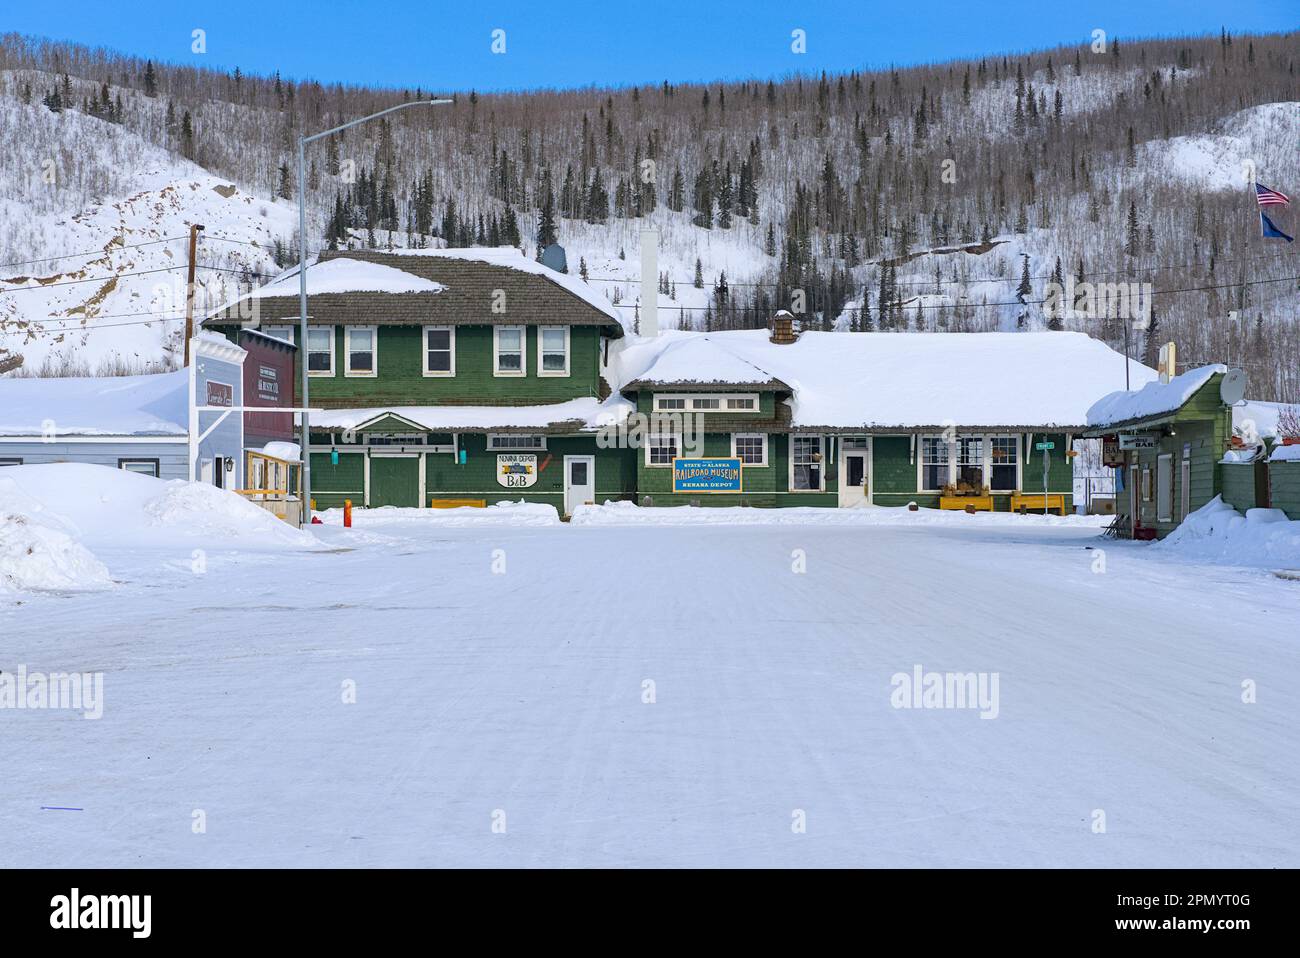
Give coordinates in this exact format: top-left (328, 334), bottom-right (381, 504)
top-left (1086, 364), bottom-right (1227, 429)
top-left (1271, 444), bottom-right (1300, 463)
top-left (381, 247), bottom-right (618, 322)
top-left (311, 397), bottom-right (631, 434)
top-left (624, 336), bottom-right (788, 389)
top-left (1234, 399), bottom-right (1292, 441)
top-left (616, 329), bottom-right (1152, 429)
top-left (0, 369), bottom-right (188, 437)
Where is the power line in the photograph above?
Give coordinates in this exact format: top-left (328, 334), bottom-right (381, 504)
top-left (0, 262), bottom-right (270, 295)
top-left (609, 272), bottom-right (1300, 311)
top-left (0, 236), bottom-right (188, 271)
top-left (587, 247), bottom-right (1296, 291)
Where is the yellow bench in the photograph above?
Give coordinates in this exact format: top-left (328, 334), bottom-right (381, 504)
top-left (428, 498), bottom-right (486, 509)
top-left (939, 495), bottom-right (993, 512)
top-left (1010, 493), bottom-right (1067, 515)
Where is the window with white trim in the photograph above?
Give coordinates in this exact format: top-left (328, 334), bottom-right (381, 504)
top-left (956, 435), bottom-right (984, 490)
top-left (791, 434), bottom-right (824, 490)
top-left (653, 393), bottom-right (760, 413)
top-left (646, 433), bottom-right (680, 466)
top-left (1156, 453), bottom-right (1173, 522)
top-left (494, 326), bottom-right (525, 375)
top-left (345, 326), bottom-right (377, 376)
top-left (538, 326), bottom-right (569, 376)
top-left (990, 436), bottom-right (1018, 490)
top-left (118, 458), bottom-right (160, 477)
top-left (306, 325), bottom-right (334, 375)
top-left (732, 433), bottom-right (768, 466)
top-left (423, 326), bottom-right (455, 376)
top-left (262, 324), bottom-right (294, 343)
top-left (920, 436), bottom-right (949, 490)
top-left (487, 434), bottom-right (547, 451)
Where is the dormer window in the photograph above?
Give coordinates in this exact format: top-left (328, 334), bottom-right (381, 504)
top-left (653, 393), bottom-right (760, 412)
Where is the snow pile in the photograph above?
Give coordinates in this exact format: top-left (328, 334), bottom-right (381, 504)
top-left (571, 499), bottom-right (1105, 528)
top-left (1087, 365), bottom-right (1226, 428)
top-left (0, 463), bottom-right (323, 554)
top-left (0, 476), bottom-right (113, 593)
top-left (1271, 445), bottom-right (1300, 463)
top-left (316, 500), bottom-right (561, 527)
top-left (141, 480), bottom-right (321, 548)
top-left (1155, 496), bottom-right (1300, 569)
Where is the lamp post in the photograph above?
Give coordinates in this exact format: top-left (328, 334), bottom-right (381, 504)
top-left (297, 97), bottom-right (452, 525)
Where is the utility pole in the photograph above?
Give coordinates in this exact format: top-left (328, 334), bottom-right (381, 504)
top-left (296, 97), bottom-right (452, 526)
top-left (182, 223), bottom-right (205, 365)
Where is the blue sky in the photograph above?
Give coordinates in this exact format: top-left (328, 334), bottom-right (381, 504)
top-left (6, 1), bottom-right (1295, 92)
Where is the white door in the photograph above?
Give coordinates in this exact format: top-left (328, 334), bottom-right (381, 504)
top-left (839, 451), bottom-right (869, 507)
top-left (564, 455), bottom-right (595, 516)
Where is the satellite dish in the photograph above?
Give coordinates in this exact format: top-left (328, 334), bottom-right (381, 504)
top-left (1219, 368), bottom-right (1247, 406)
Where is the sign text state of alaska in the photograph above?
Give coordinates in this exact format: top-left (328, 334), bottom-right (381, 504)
top-left (672, 457), bottom-right (743, 493)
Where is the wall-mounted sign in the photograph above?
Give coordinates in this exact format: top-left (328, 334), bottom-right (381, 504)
top-left (256, 364), bottom-right (280, 404)
top-left (673, 457), bottom-right (742, 493)
top-left (205, 380), bottom-right (234, 407)
top-left (1119, 433), bottom-right (1160, 450)
top-left (1102, 437), bottom-right (1125, 467)
top-left (497, 453), bottom-right (537, 488)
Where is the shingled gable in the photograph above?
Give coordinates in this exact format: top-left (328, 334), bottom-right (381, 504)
top-left (204, 248), bottom-right (623, 337)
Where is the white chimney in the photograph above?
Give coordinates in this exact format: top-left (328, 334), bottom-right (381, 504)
top-left (640, 228), bottom-right (658, 337)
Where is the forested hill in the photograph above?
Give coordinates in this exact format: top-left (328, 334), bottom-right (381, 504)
top-left (0, 29), bottom-right (1297, 400)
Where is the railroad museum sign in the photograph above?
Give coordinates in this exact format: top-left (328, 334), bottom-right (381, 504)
top-left (673, 457), bottom-right (743, 493)
top-left (497, 453), bottom-right (538, 488)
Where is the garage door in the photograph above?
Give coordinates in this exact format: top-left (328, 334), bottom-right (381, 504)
top-left (369, 456), bottom-right (420, 507)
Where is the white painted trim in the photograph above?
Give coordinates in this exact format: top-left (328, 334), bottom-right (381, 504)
top-left (644, 432), bottom-right (681, 467)
top-left (307, 325), bottom-right (336, 377)
top-left (563, 454), bottom-right (596, 516)
top-left (418, 452), bottom-right (427, 508)
top-left (486, 433), bottom-right (547, 451)
top-left (653, 392), bottom-right (761, 413)
top-left (788, 433), bottom-right (825, 492)
top-left (493, 325), bottom-right (527, 377)
top-left (422, 325), bottom-right (456, 377)
top-left (343, 325), bottom-right (378, 378)
top-left (537, 325), bottom-right (571, 377)
top-left (363, 450), bottom-right (371, 507)
top-left (730, 432), bottom-right (768, 467)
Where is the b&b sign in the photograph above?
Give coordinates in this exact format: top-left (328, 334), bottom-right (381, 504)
top-left (672, 457), bottom-right (742, 493)
top-left (497, 453), bottom-right (537, 488)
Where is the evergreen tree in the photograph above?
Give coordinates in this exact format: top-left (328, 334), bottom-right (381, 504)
top-left (143, 60), bottom-right (158, 97)
top-left (693, 257), bottom-right (704, 289)
top-left (1125, 201), bottom-right (1140, 257)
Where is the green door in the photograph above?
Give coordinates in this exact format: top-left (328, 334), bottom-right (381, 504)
top-left (369, 456), bottom-right (420, 507)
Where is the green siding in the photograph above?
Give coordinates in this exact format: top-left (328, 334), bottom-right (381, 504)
top-left (1220, 462), bottom-right (1258, 513)
top-left (310, 451), bottom-right (364, 510)
top-left (1269, 461), bottom-right (1300, 520)
top-left (369, 456), bottom-right (420, 507)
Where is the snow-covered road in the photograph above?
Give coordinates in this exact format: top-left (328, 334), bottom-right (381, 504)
top-left (4, 513), bottom-right (1299, 867)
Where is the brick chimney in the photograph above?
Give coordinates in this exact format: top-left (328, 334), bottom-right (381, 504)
top-left (770, 309), bottom-right (797, 345)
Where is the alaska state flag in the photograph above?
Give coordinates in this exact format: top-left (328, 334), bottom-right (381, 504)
top-left (1261, 212), bottom-right (1294, 243)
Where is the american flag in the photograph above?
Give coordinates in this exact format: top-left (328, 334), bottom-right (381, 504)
top-left (1255, 182), bottom-right (1291, 206)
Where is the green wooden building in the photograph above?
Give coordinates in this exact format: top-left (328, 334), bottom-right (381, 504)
top-left (1084, 367), bottom-right (1300, 537)
top-left (205, 248), bottom-right (1154, 517)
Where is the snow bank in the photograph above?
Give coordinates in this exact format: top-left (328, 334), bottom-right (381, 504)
top-left (571, 500), bottom-right (1105, 528)
top-left (0, 463), bottom-right (324, 554)
top-left (0, 477), bottom-right (113, 593)
top-left (316, 500), bottom-right (561, 527)
top-left (1155, 496), bottom-right (1300, 569)
top-left (0, 368), bottom-right (188, 437)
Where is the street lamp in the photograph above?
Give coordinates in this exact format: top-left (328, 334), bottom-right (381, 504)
top-left (297, 97), bottom-right (453, 525)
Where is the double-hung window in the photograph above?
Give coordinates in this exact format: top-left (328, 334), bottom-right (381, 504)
top-left (306, 326), bottom-right (334, 376)
top-left (345, 326), bottom-right (377, 377)
top-left (921, 436), bottom-right (949, 490)
top-left (956, 435), bottom-right (984, 490)
top-left (646, 433), bottom-right (679, 467)
top-left (262, 324), bottom-right (294, 344)
top-left (990, 436), bottom-right (1018, 490)
top-left (494, 326), bottom-right (525, 376)
top-left (538, 326), bottom-right (569, 376)
top-left (732, 433), bottom-right (768, 466)
top-left (423, 326), bottom-right (455, 376)
top-left (791, 435), bottom-right (824, 490)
